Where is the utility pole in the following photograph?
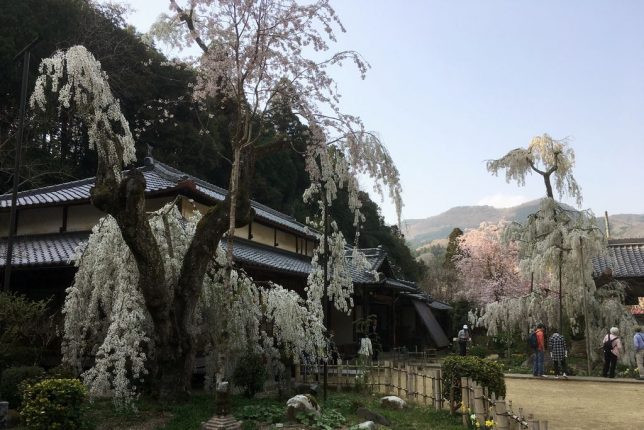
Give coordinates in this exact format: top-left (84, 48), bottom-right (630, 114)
top-left (579, 237), bottom-right (592, 375)
top-left (4, 37), bottom-right (39, 291)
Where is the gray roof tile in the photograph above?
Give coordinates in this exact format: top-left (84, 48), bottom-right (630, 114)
top-left (593, 239), bottom-right (644, 278)
top-left (0, 159), bottom-right (313, 238)
top-left (0, 234), bottom-right (420, 295)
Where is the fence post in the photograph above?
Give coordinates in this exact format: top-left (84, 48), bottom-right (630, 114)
top-left (461, 377), bottom-right (469, 426)
top-left (494, 396), bottom-right (510, 430)
top-left (422, 372), bottom-right (427, 406)
top-left (473, 383), bottom-right (485, 426)
top-left (397, 364), bottom-right (402, 397)
top-left (540, 420), bottom-right (548, 430)
top-left (431, 370), bottom-right (440, 410)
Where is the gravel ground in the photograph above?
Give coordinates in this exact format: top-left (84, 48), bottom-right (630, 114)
top-left (504, 376), bottom-right (644, 429)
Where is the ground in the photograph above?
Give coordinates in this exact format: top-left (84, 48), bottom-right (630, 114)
top-left (505, 375), bottom-right (644, 430)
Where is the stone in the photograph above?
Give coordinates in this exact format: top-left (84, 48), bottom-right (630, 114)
top-left (286, 394), bottom-right (320, 421)
top-left (357, 421), bottom-right (376, 429)
top-left (485, 354), bottom-right (499, 361)
top-left (201, 415), bottom-right (242, 430)
top-left (356, 407), bottom-right (391, 426)
top-left (380, 396), bottom-right (406, 410)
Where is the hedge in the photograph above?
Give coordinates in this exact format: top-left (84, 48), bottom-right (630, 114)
top-left (441, 355), bottom-right (505, 403)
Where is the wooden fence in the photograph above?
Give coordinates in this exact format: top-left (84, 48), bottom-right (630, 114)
top-left (295, 361), bottom-right (547, 430)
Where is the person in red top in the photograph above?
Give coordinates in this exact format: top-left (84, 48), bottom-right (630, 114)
top-left (532, 323), bottom-right (547, 377)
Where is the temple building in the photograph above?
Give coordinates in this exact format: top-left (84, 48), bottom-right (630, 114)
top-left (0, 158), bottom-right (451, 355)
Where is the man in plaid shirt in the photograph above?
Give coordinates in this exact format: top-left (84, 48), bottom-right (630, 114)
top-left (548, 328), bottom-right (568, 379)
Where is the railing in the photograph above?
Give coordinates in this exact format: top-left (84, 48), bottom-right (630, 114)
top-left (296, 361), bottom-right (546, 430)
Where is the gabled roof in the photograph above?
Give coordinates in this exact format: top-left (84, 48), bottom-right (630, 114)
top-left (0, 158), bottom-right (315, 239)
top-left (592, 239), bottom-right (644, 278)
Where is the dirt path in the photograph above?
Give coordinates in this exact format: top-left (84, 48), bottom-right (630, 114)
top-left (504, 376), bottom-right (644, 429)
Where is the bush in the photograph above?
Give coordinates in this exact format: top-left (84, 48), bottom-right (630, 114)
top-left (442, 355), bottom-right (505, 403)
top-left (468, 345), bottom-right (487, 358)
top-left (0, 366), bottom-right (45, 407)
top-left (20, 378), bottom-right (87, 430)
top-left (233, 353), bottom-right (267, 398)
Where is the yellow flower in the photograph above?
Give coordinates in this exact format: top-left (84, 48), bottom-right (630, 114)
top-left (485, 419), bottom-right (495, 428)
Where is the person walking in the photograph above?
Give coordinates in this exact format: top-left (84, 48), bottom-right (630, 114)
top-left (633, 326), bottom-right (644, 380)
top-left (457, 325), bottom-right (471, 356)
top-left (531, 323), bottom-right (547, 377)
top-left (548, 327), bottom-right (568, 379)
top-left (601, 327), bottom-right (622, 378)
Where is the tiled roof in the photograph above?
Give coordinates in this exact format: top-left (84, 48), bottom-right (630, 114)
top-left (593, 239), bottom-right (644, 278)
top-left (0, 158), bottom-right (314, 239)
top-left (0, 233), bottom-right (86, 267)
top-left (0, 234), bottom-right (417, 293)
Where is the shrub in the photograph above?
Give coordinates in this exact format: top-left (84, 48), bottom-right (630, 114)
top-left (20, 378), bottom-right (87, 430)
top-left (468, 345), bottom-right (487, 358)
top-left (233, 353), bottom-right (267, 398)
top-left (441, 355), bottom-right (505, 403)
top-left (0, 366), bottom-right (45, 407)
top-left (0, 293), bottom-right (55, 371)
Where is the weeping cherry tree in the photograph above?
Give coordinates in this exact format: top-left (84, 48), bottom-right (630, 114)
top-left (478, 134), bottom-right (638, 365)
top-left (31, 0), bottom-right (402, 403)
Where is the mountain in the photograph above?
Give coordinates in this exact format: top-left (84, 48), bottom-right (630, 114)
top-left (403, 199), bottom-right (644, 251)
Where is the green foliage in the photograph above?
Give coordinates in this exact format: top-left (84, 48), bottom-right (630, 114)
top-left (444, 228), bottom-right (464, 270)
top-left (232, 353), bottom-right (267, 398)
top-left (442, 355), bottom-right (506, 403)
top-left (295, 408), bottom-right (346, 430)
top-left (20, 378), bottom-right (87, 430)
top-left (0, 292), bottom-right (54, 370)
top-left (468, 345), bottom-right (487, 358)
top-left (449, 299), bottom-right (474, 336)
top-left (235, 404), bottom-right (284, 427)
top-left (0, 365), bottom-right (44, 407)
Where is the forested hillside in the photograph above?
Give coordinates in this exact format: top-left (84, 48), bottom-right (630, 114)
top-left (0, 0), bottom-right (423, 281)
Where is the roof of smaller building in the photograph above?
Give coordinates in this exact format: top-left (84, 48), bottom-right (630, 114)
top-left (0, 158), bottom-right (314, 239)
top-left (592, 239), bottom-right (644, 278)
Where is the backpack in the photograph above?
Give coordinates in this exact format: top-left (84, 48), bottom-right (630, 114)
top-left (528, 331), bottom-right (537, 349)
top-left (603, 334), bottom-right (615, 353)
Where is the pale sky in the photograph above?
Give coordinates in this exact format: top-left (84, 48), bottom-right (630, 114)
top-left (115, 0), bottom-right (644, 224)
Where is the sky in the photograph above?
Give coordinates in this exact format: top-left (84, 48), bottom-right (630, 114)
top-left (115, 0), bottom-right (644, 225)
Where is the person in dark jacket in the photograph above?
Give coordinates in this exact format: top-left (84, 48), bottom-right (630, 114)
top-left (548, 327), bottom-right (568, 379)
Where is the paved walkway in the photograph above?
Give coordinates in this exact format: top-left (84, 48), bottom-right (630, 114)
top-left (503, 374), bottom-right (644, 429)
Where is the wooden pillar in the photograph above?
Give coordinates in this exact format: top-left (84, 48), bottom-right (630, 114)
top-left (473, 383), bottom-right (485, 426)
top-left (461, 377), bottom-right (469, 426)
top-left (494, 396), bottom-right (510, 429)
top-left (432, 370), bottom-right (441, 410)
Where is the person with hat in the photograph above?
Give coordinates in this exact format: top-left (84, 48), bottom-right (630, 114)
top-left (457, 324), bottom-right (471, 356)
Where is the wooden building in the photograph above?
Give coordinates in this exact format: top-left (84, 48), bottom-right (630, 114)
top-left (0, 158), bottom-right (450, 354)
top-left (593, 238), bottom-right (644, 323)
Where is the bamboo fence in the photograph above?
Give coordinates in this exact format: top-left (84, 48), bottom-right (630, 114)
top-left (296, 361), bottom-right (547, 430)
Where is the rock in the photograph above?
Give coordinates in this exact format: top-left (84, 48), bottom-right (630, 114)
top-left (286, 394), bottom-right (320, 421)
top-left (356, 407), bottom-right (391, 426)
top-left (380, 396), bottom-right (406, 410)
top-left (357, 421), bottom-right (376, 429)
top-left (485, 354), bottom-right (499, 361)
